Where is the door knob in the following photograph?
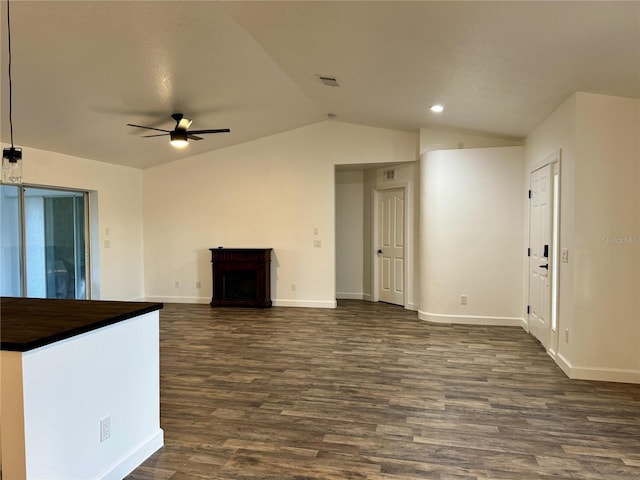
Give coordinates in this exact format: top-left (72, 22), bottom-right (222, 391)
top-left (377, 249), bottom-right (383, 255)
top-left (539, 264), bottom-right (549, 269)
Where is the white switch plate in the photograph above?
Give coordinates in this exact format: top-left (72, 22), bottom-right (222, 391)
top-left (561, 248), bottom-right (569, 263)
top-left (314, 240), bottom-right (321, 248)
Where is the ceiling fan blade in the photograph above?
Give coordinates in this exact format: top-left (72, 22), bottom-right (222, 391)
top-left (188, 128), bottom-right (231, 135)
top-left (141, 133), bottom-right (169, 138)
top-left (127, 124), bottom-right (171, 133)
top-left (187, 134), bottom-right (204, 141)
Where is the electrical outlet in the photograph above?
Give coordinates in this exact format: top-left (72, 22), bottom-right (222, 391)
top-left (291, 283), bottom-right (297, 292)
top-left (460, 295), bottom-right (467, 305)
top-left (196, 281), bottom-right (201, 289)
top-left (313, 240), bottom-right (322, 248)
top-left (174, 280), bottom-right (180, 288)
top-left (100, 416), bottom-right (111, 443)
top-left (313, 227), bottom-right (319, 236)
top-left (561, 248), bottom-right (569, 263)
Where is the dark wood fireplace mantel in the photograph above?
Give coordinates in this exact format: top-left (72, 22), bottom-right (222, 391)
top-left (210, 248), bottom-right (272, 308)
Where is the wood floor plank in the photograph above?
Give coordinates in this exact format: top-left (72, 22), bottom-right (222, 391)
top-left (127, 300), bottom-right (640, 479)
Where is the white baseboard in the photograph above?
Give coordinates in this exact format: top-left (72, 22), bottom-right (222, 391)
top-left (336, 292), bottom-right (365, 300)
top-left (144, 296), bottom-right (210, 304)
top-left (145, 296), bottom-right (336, 308)
top-left (273, 299), bottom-right (337, 308)
top-left (96, 429), bottom-right (164, 480)
top-left (555, 354), bottom-right (640, 384)
top-left (405, 302), bottom-right (419, 312)
top-left (419, 310), bottom-right (526, 329)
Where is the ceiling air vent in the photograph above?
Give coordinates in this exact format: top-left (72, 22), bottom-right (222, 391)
top-left (316, 75), bottom-right (340, 87)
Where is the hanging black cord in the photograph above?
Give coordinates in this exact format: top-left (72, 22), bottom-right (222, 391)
top-left (7, 0), bottom-right (15, 148)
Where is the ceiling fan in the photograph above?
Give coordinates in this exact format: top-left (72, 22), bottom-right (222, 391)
top-left (127, 113), bottom-right (230, 148)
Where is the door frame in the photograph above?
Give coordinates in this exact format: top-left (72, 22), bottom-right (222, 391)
top-left (10, 183), bottom-right (93, 299)
top-left (371, 181), bottom-right (413, 308)
top-left (527, 149), bottom-right (561, 355)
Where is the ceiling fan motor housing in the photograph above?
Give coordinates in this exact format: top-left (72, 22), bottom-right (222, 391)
top-left (170, 129), bottom-right (188, 142)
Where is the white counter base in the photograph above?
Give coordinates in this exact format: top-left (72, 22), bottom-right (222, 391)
top-left (1, 310), bottom-right (163, 479)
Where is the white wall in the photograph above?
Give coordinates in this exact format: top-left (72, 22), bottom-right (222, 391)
top-left (14, 146), bottom-right (145, 301)
top-left (525, 94), bottom-right (577, 365)
top-left (573, 93), bottom-right (639, 377)
top-left (143, 121), bottom-right (418, 307)
top-left (336, 170), bottom-right (364, 299)
top-left (526, 92), bottom-right (640, 383)
top-left (420, 127), bottom-right (522, 155)
top-left (419, 146), bottom-right (525, 325)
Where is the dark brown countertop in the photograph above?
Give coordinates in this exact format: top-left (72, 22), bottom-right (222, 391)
top-left (1, 297), bottom-right (163, 352)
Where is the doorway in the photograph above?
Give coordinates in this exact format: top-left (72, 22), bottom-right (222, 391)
top-left (375, 187), bottom-right (405, 306)
top-left (528, 153), bottom-right (560, 350)
top-left (0, 185), bottom-right (89, 299)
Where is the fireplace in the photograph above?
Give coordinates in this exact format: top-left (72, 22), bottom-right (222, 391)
top-left (210, 248), bottom-right (272, 307)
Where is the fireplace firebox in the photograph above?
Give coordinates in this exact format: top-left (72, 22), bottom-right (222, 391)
top-left (210, 248), bottom-right (272, 308)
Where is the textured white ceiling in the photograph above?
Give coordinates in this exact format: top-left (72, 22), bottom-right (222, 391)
top-left (1, 1), bottom-right (638, 169)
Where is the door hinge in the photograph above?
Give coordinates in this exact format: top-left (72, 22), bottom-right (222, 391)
top-left (528, 189), bottom-right (532, 199)
top-left (527, 247), bottom-right (530, 257)
top-left (543, 244), bottom-right (549, 258)
top-left (527, 305), bottom-right (530, 314)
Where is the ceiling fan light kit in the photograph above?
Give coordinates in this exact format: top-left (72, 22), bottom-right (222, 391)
top-left (127, 113), bottom-right (230, 148)
top-left (170, 130), bottom-right (188, 148)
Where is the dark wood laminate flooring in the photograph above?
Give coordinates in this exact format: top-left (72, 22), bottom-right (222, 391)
top-left (127, 300), bottom-right (640, 480)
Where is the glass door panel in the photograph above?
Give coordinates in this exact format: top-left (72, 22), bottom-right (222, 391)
top-left (0, 184), bottom-right (23, 296)
top-left (24, 187), bottom-right (87, 299)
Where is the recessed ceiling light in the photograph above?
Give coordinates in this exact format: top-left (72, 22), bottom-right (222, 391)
top-left (430, 104), bottom-right (444, 113)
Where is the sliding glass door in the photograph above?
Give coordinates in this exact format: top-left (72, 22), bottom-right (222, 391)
top-left (0, 185), bottom-right (23, 296)
top-left (0, 185), bottom-right (89, 299)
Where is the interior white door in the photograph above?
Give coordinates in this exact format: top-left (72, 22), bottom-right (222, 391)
top-left (378, 188), bottom-right (405, 306)
top-left (528, 164), bottom-right (552, 348)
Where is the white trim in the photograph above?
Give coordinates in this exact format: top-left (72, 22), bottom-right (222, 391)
top-left (419, 310), bottom-right (527, 329)
top-left (556, 354), bottom-right (640, 384)
top-left (145, 295), bottom-right (210, 304)
top-left (372, 181), bottom-right (413, 308)
top-left (372, 187), bottom-right (380, 303)
top-left (526, 148), bottom-right (562, 353)
top-left (405, 302), bottom-right (418, 312)
top-left (274, 299), bottom-right (337, 309)
top-left (95, 430), bottom-right (164, 480)
top-left (336, 292), bottom-right (365, 300)
top-left (146, 296), bottom-right (338, 308)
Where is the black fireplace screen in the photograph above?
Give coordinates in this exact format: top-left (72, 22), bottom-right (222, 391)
top-left (222, 271), bottom-right (258, 301)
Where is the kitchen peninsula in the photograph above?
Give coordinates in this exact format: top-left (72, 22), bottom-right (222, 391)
top-left (0, 297), bottom-right (164, 479)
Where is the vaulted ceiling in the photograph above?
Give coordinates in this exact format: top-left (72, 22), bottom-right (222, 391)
top-left (1, 1), bottom-right (638, 169)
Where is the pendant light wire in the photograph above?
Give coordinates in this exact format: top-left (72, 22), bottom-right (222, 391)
top-left (6, 0), bottom-right (15, 148)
